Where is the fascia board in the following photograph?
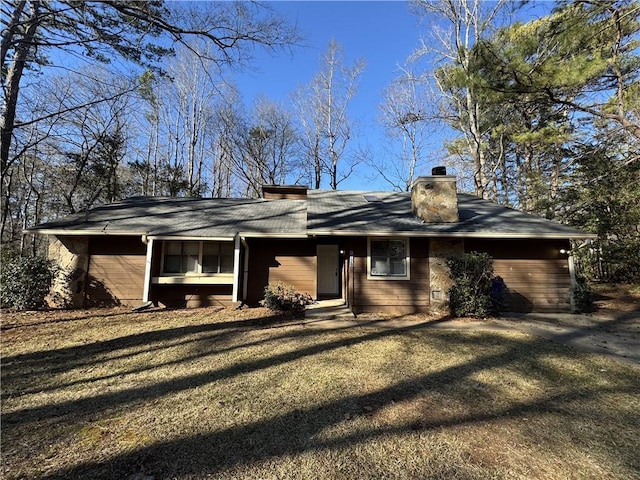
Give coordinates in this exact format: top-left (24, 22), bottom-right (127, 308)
top-left (307, 230), bottom-right (597, 240)
top-left (29, 228), bottom-right (596, 241)
top-left (239, 232), bottom-right (308, 239)
top-left (148, 235), bottom-right (235, 241)
top-left (24, 228), bottom-right (148, 236)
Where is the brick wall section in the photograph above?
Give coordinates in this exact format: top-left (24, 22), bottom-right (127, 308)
top-left (47, 236), bottom-right (90, 308)
top-left (428, 238), bottom-right (464, 309)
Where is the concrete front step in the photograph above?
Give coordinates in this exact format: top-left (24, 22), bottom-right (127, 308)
top-left (305, 301), bottom-right (355, 320)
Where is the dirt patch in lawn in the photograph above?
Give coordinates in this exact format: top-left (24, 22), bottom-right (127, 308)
top-left (591, 283), bottom-right (640, 313)
top-left (2, 303), bottom-right (639, 480)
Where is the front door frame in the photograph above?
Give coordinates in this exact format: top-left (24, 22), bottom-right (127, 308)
top-left (316, 244), bottom-right (341, 299)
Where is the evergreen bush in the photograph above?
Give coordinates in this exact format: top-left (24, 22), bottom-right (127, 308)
top-left (260, 282), bottom-right (313, 314)
top-left (446, 252), bottom-right (496, 318)
top-left (573, 276), bottom-right (595, 313)
top-left (1, 256), bottom-right (58, 310)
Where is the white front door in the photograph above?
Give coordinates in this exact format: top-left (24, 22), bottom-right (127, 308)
top-left (317, 244), bottom-right (340, 298)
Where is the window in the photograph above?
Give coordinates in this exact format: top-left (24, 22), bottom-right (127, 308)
top-left (202, 242), bottom-right (234, 273)
top-left (162, 241), bottom-right (234, 275)
top-left (368, 238), bottom-right (410, 280)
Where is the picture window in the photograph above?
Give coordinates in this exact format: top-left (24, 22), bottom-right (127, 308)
top-left (162, 241), bottom-right (234, 275)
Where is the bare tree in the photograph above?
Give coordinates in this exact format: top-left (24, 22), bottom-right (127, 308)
top-left (209, 87), bottom-right (244, 198)
top-left (253, 98), bottom-right (301, 185)
top-left (232, 97), bottom-right (300, 197)
top-left (292, 87), bottom-right (323, 189)
top-left (1, 1), bottom-right (300, 254)
top-left (295, 40), bottom-right (365, 189)
top-left (44, 72), bottom-right (133, 213)
top-left (131, 71), bottom-right (162, 196)
top-left (1, 0), bottom-right (298, 185)
top-left (410, 0), bottom-right (508, 198)
top-left (377, 66), bottom-right (435, 191)
top-left (1, 69), bottom-right (135, 253)
top-left (163, 40), bottom-right (224, 196)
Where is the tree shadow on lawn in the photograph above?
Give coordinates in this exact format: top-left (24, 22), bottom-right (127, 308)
top-left (2, 314), bottom-right (357, 398)
top-left (497, 309), bottom-right (640, 366)
top-left (0, 307), bottom-right (151, 331)
top-left (3, 317), bottom-right (639, 480)
top-left (2, 318), bottom-right (424, 431)
top-left (1, 309), bottom-right (310, 388)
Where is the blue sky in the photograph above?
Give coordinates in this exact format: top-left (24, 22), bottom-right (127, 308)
top-left (235, 1), bottom-right (420, 106)
top-left (232, 1), bottom-right (431, 190)
top-left (230, 1), bottom-right (556, 191)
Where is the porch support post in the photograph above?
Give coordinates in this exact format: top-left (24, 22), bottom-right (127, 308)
top-left (568, 253), bottom-right (576, 313)
top-left (241, 237), bottom-right (250, 302)
top-left (232, 234), bottom-right (241, 302)
top-left (142, 237), bottom-right (154, 303)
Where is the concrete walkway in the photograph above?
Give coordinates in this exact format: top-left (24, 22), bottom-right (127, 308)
top-left (304, 303), bottom-right (640, 367)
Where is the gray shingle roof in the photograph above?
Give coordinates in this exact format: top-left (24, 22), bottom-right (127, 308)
top-left (30, 190), bottom-right (593, 239)
top-left (306, 190), bottom-right (591, 238)
top-left (32, 196), bottom-right (307, 237)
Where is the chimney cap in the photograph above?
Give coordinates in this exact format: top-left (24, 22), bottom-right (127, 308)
top-left (432, 166), bottom-right (447, 175)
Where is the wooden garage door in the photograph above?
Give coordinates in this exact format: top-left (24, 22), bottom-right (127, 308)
top-left (493, 259), bottom-right (571, 313)
top-left (87, 254), bottom-right (146, 306)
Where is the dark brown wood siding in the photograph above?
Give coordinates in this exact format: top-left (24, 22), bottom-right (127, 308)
top-left (345, 237), bottom-right (430, 314)
top-left (153, 284), bottom-right (233, 309)
top-left (147, 241), bottom-right (234, 308)
top-left (86, 236), bottom-right (147, 306)
top-left (245, 238), bottom-right (316, 305)
top-left (465, 239), bottom-right (572, 313)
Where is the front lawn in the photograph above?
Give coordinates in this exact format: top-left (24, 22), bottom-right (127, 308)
top-left (1, 307), bottom-right (639, 479)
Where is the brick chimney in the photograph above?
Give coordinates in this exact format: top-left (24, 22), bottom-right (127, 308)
top-left (411, 167), bottom-right (458, 223)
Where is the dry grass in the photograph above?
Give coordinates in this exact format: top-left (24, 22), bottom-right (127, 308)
top-left (1, 306), bottom-right (639, 480)
top-left (592, 283), bottom-right (640, 312)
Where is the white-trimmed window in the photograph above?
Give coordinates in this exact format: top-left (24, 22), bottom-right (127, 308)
top-left (367, 237), bottom-right (410, 280)
top-left (162, 241), bottom-right (234, 275)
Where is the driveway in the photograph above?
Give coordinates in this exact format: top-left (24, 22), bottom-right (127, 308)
top-left (446, 310), bottom-right (640, 367)
top-left (344, 310), bottom-right (640, 367)
top-left (484, 286), bottom-right (640, 366)
top-left (305, 288), bottom-right (640, 367)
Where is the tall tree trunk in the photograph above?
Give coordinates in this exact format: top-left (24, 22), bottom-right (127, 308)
top-left (1, 0), bottom-right (40, 184)
top-left (1, 170), bottom-right (13, 242)
top-left (313, 138), bottom-right (321, 189)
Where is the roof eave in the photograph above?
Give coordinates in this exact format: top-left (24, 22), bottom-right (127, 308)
top-left (27, 228), bottom-right (596, 241)
top-left (239, 232), bottom-right (308, 239)
top-left (24, 228), bottom-right (148, 236)
top-left (148, 235), bottom-right (235, 241)
top-left (307, 230), bottom-right (597, 240)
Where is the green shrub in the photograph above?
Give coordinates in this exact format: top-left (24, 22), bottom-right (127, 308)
top-left (0, 256), bottom-right (58, 310)
top-left (446, 252), bottom-right (495, 318)
top-left (260, 282), bottom-right (313, 314)
top-left (573, 276), bottom-right (594, 313)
